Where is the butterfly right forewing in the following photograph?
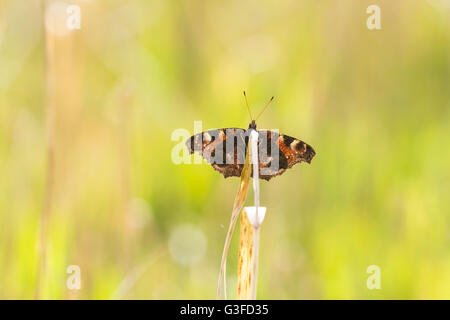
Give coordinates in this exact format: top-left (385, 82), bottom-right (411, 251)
top-left (256, 130), bottom-right (315, 181)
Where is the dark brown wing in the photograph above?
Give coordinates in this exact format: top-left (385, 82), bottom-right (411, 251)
top-left (185, 128), bottom-right (315, 181)
top-left (257, 130), bottom-right (315, 181)
top-left (186, 128), bottom-right (247, 178)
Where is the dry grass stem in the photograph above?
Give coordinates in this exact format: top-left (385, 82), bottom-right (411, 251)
top-left (217, 139), bottom-right (251, 300)
top-left (237, 209), bottom-right (254, 299)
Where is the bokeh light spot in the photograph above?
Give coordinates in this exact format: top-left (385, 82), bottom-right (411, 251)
top-left (168, 224), bottom-right (207, 266)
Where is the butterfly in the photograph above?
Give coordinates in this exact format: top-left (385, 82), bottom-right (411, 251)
top-left (185, 93), bottom-right (316, 180)
top-left (185, 92), bottom-right (316, 299)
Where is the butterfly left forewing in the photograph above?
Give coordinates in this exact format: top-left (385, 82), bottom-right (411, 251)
top-left (186, 128), bottom-right (247, 178)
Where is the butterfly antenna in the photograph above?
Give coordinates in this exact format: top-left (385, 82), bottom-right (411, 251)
top-left (243, 91), bottom-right (253, 120)
top-left (255, 96), bottom-right (274, 121)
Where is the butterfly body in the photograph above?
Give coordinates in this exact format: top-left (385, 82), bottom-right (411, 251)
top-left (186, 121), bottom-right (315, 181)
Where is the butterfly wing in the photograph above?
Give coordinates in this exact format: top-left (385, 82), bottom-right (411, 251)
top-left (257, 130), bottom-right (316, 181)
top-left (186, 128), bottom-right (247, 178)
top-left (185, 128), bottom-right (316, 181)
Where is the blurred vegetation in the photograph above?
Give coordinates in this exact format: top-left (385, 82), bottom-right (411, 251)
top-left (0, 0), bottom-right (449, 299)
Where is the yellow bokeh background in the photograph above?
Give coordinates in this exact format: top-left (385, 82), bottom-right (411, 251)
top-left (0, 0), bottom-right (449, 299)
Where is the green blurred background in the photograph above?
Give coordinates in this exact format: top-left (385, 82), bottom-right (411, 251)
top-left (0, 0), bottom-right (449, 299)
